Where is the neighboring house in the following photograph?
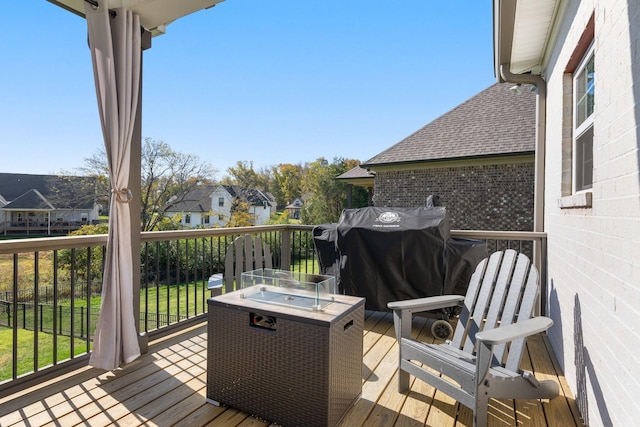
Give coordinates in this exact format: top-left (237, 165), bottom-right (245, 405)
top-left (495, 1), bottom-right (640, 425)
top-left (284, 197), bottom-right (304, 220)
top-left (335, 167), bottom-right (374, 208)
top-left (164, 184), bottom-right (218, 228)
top-left (0, 173), bottom-right (100, 236)
top-left (212, 185), bottom-right (276, 226)
top-left (166, 184), bottom-right (276, 227)
top-left (361, 82), bottom-right (536, 231)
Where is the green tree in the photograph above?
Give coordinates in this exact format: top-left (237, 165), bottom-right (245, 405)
top-left (154, 215), bottom-right (183, 231)
top-left (265, 210), bottom-right (293, 225)
top-left (223, 161), bottom-right (264, 188)
top-left (227, 200), bottom-right (254, 227)
top-left (222, 160), bottom-right (275, 200)
top-left (57, 223), bottom-right (109, 284)
top-left (272, 163), bottom-right (304, 207)
top-left (300, 157), bottom-right (368, 224)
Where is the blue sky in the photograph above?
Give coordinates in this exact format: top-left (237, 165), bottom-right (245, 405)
top-left (1, 1), bottom-right (496, 179)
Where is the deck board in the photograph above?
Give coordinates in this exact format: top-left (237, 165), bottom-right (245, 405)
top-left (0, 312), bottom-right (583, 427)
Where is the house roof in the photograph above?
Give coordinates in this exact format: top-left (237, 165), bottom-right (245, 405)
top-left (165, 184), bottom-right (276, 213)
top-left (4, 189), bottom-right (55, 210)
top-left (0, 173), bottom-right (96, 210)
top-left (362, 83), bottom-right (536, 167)
top-left (0, 173), bottom-right (52, 201)
top-left (336, 166), bottom-right (375, 188)
top-left (336, 166), bottom-right (375, 180)
top-left (166, 184), bottom-right (217, 213)
top-left (222, 185), bottom-right (275, 207)
top-left (285, 199), bottom-right (303, 210)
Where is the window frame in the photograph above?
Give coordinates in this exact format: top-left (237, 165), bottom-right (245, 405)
top-left (572, 43), bottom-right (595, 194)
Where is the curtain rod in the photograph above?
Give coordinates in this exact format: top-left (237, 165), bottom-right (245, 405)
top-left (84, 0), bottom-right (117, 18)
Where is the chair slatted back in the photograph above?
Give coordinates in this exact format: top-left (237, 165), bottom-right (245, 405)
top-left (224, 235), bottom-right (272, 292)
top-left (450, 249), bottom-right (539, 369)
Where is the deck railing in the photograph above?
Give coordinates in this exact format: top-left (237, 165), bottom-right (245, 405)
top-left (0, 225), bottom-right (545, 396)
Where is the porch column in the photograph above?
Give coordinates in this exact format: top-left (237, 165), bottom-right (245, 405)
top-left (281, 226), bottom-right (291, 271)
top-left (132, 30), bottom-right (152, 354)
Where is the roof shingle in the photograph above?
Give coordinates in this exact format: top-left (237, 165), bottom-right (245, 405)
top-left (0, 173), bottom-right (96, 210)
top-left (362, 83), bottom-right (536, 166)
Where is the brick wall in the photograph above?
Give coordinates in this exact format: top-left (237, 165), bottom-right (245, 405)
top-left (542, 2), bottom-right (640, 425)
top-left (372, 161), bottom-right (534, 231)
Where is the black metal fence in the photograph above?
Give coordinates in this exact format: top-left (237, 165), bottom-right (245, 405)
top-left (1, 301), bottom-right (202, 340)
top-left (0, 225), bottom-right (545, 394)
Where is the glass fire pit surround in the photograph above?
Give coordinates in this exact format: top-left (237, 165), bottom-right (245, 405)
top-left (239, 268), bottom-right (336, 311)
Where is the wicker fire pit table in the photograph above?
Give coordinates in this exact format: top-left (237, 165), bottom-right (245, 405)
top-left (206, 269), bottom-right (364, 427)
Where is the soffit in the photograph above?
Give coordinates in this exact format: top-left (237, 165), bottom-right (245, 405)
top-left (494, 0), bottom-right (562, 79)
top-left (48, 0), bottom-right (225, 36)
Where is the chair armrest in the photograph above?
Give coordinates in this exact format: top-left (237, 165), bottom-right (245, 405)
top-left (476, 316), bottom-right (553, 346)
top-left (387, 295), bottom-right (465, 312)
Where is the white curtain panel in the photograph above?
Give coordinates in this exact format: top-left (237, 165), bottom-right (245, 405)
top-left (85, 0), bottom-right (141, 370)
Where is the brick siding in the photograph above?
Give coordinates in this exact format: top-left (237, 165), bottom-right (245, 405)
top-left (541, 3), bottom-right (640, 425)
top-left (372, 162), bottom-right (534, 231)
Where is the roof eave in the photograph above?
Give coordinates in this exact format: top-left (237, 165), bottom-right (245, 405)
top-left (493, 0), bottom-right (517, 82)
top-left (47, 0), bottom-right (225, 37)
top-left (362, 151), bottom-right (534, 169)
top-left (335, 177), bottom-right (375, 188)
top-left (493, 0), bottom-right (563, 81)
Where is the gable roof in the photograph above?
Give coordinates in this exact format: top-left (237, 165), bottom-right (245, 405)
top-left (3, 189), bottom-right (55, 210)
top-left (166, 184), bottom-right (276, 213)
top-left (336, 166), bottom-right (375, 180)
top-left (220, 185), bottom-right (275, 207)
top-left (336, 166), bottom-right (375, 188)
top-left (362, 83), bottom-right (536, 167)
top-left (285, 198), bottom-right (304, 209)
top-left (165, 184), bottom-right (217, 213)
top-left (0, 173), bottom-right (96, 210)
top-left (0, 173), bottom-right (51, 201)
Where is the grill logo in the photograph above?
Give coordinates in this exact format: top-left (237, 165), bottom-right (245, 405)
top-left (377, 211), bottom-right (401, 223)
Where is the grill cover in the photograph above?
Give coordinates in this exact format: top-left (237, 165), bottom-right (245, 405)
top-left (312, 223), bottom-right (340, 281)
top-left (314, 207), bottom-right (487, 311)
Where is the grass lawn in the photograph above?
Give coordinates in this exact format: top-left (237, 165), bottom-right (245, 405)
top-left (0, 326), bottom-right (88, 381)
top-left (291, 258), bottom-right (320, 274)
top-left (0, 258), bottom-right (321, 383)
top-left (140, 282), bottom-right (209, 330)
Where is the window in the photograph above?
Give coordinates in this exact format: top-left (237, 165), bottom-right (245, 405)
top-left (218, 214), bottom-right (224, 221)
top-left (559, 15), bottom-right (594, 208)
top-left (573, 46), bottom-right (594, 192)
top-left (185, 214), bottom-right (191, 224)
top-left (218, 197), bottom-right (224, 207)
top-left (203, 215), bottom-right (210, 224)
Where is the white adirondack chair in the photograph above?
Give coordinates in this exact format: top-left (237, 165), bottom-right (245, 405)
top-left (224, 234), bottom-right (272, 292)
top-left (387, 249), bottom-right (559, 427)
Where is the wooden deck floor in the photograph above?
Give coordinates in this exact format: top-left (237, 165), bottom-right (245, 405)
top-left (0, 311), bottom-right (583, 427)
